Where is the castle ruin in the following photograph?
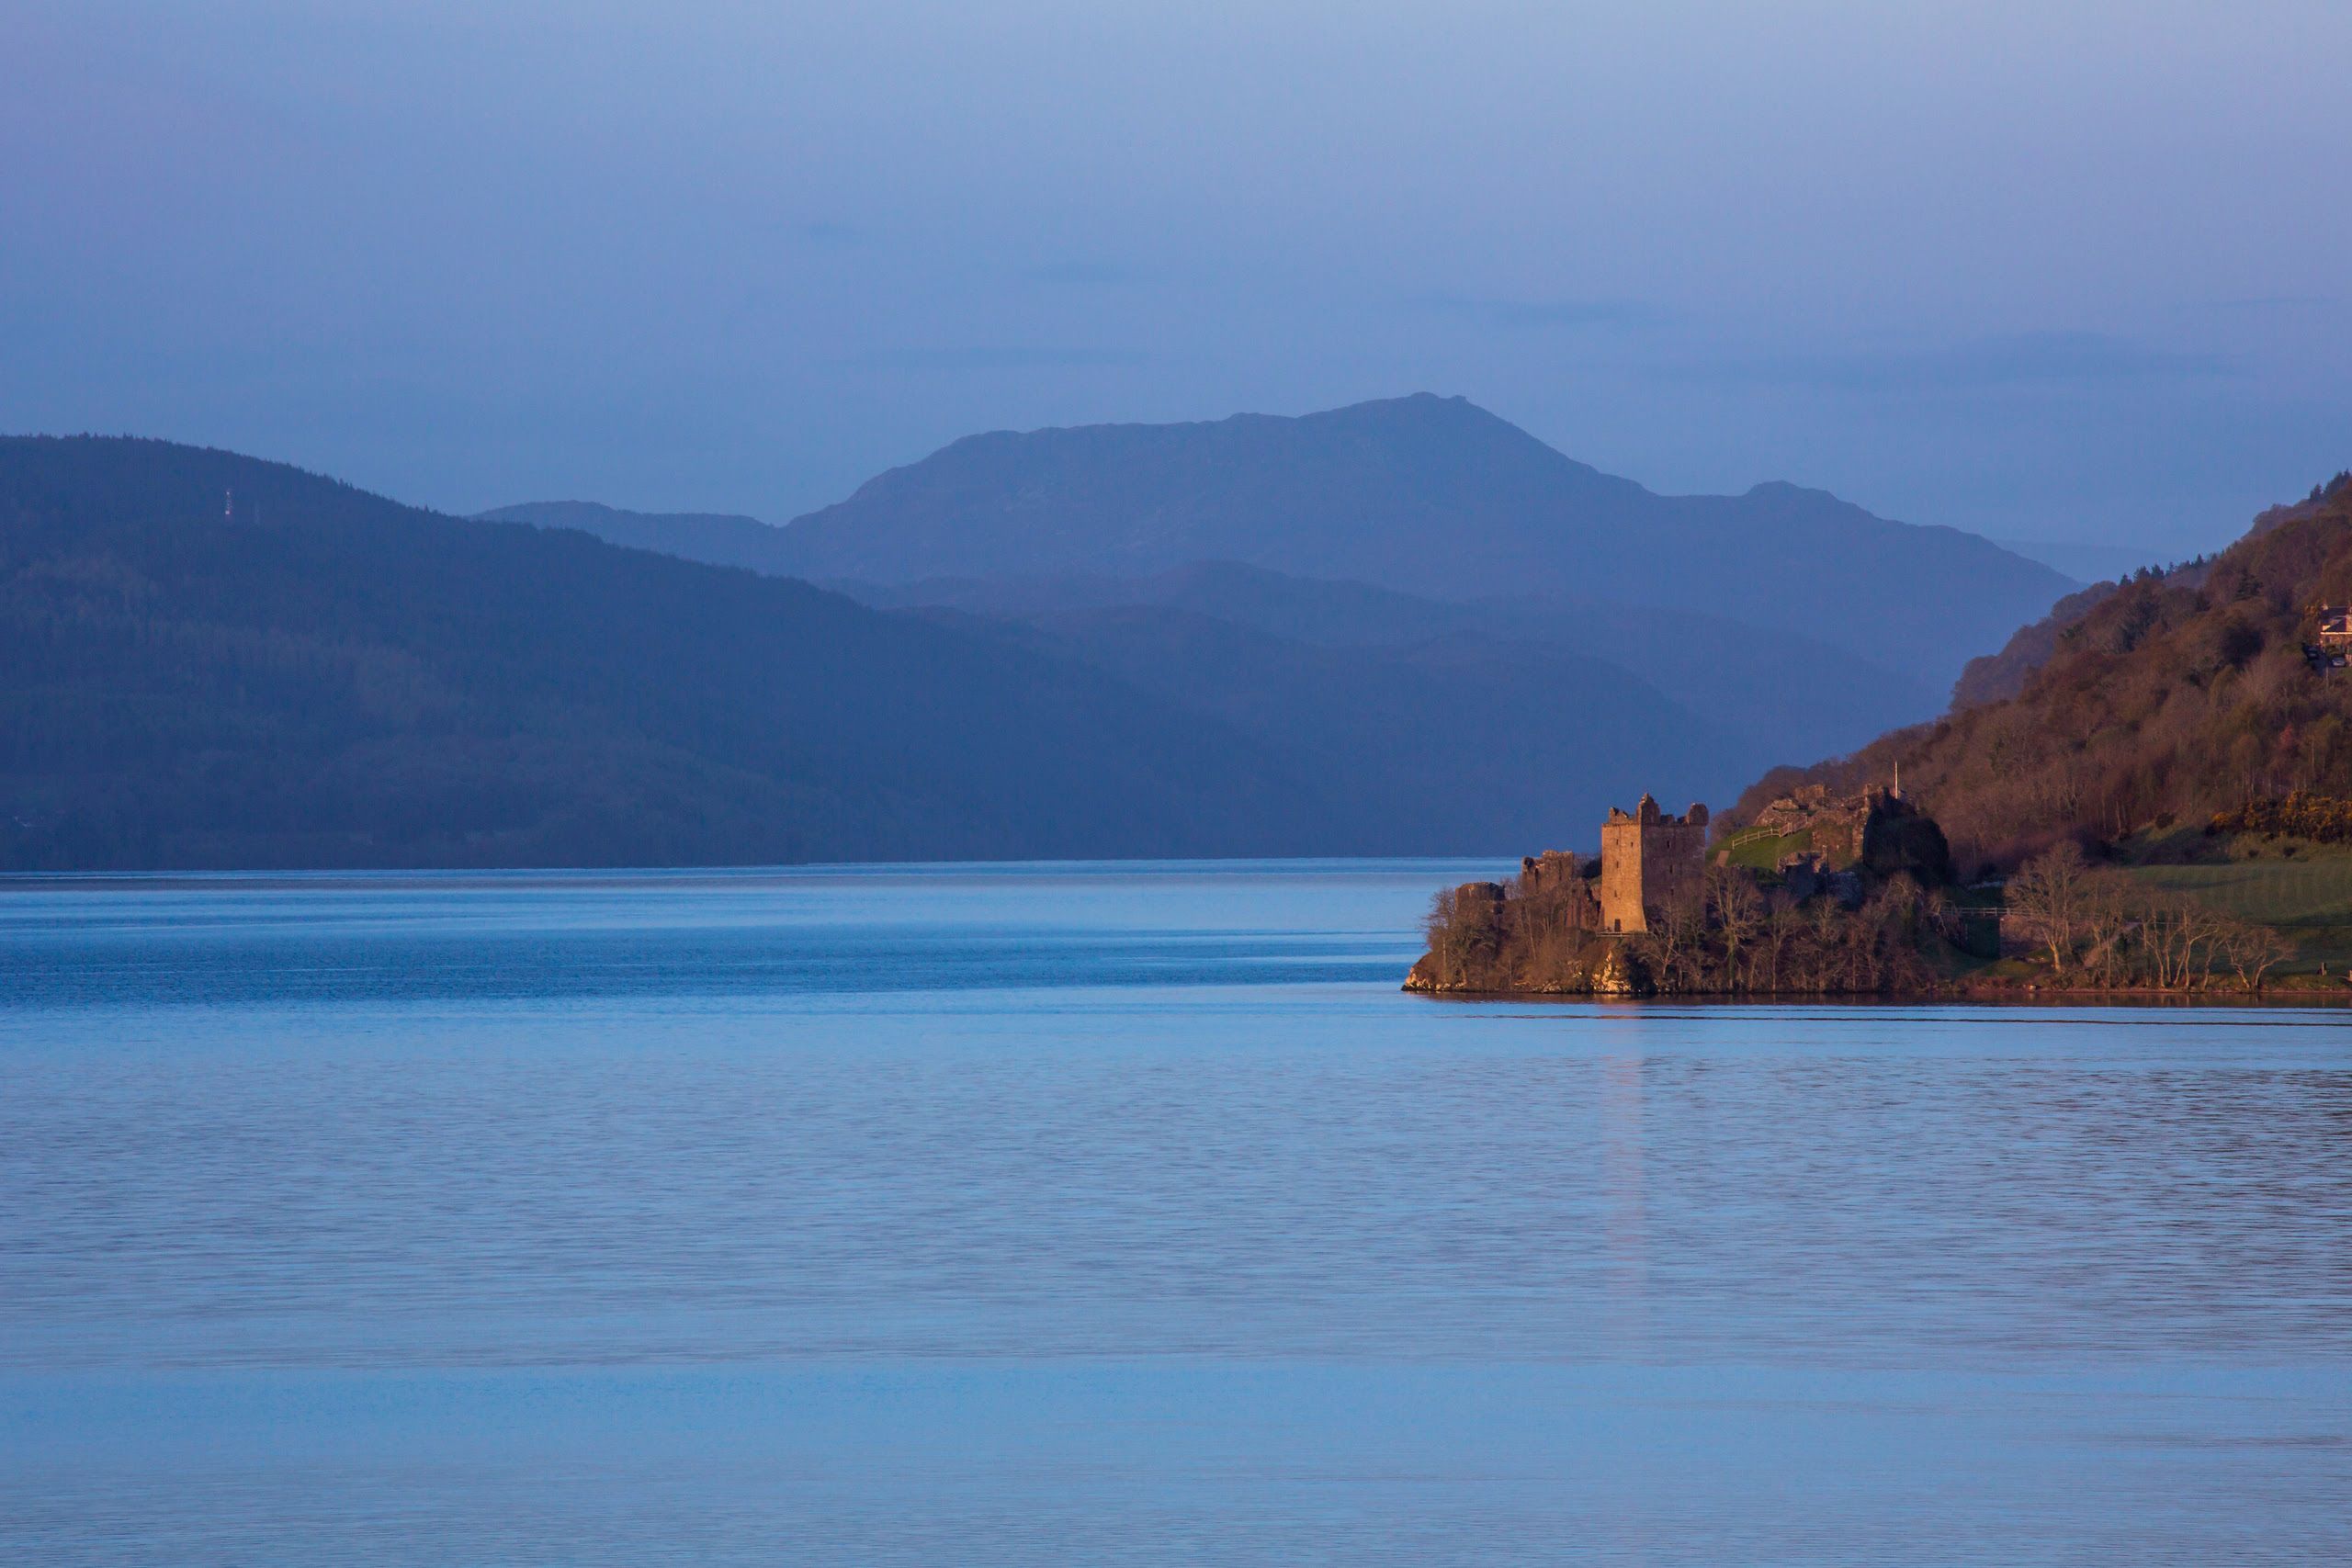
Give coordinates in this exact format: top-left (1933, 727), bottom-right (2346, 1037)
top-left (1747, 782), bottom-right (1885, 869)
top-left (1599, 795), bottom-right (1708, 933)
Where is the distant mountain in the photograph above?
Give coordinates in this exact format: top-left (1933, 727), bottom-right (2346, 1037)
top-left (0, 438), bottom-right (1349, 869)
top-left (482, 484), bottom-right (1944, 805)
top-left (482, 513), bottom-right (1808, 845)
top-left (9, 403), bottom-right (2083, 871)
top-left (478, 500), bottom-right (799, 577)
top-left (767, 394), bottom-right (2074, 690)
top-left (839, 561), bottom-right (1939, 773)
top-left (2, 437), bottom-right (1795, 870)
top-left (908, 597), bottom-right (1750, 851)
top-left (489, 518), bottom-right (1907, 841)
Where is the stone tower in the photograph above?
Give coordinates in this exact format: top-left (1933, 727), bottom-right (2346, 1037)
top-left (1598, 794), bottom-right (1708, 934)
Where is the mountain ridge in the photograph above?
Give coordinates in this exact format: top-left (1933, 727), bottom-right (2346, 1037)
top-left (5, 434), bottom-right (1823, 868)
top-left (477, 500), bottom-right (799, 578)
top-left (760, 394), bottom-right (2073, 690)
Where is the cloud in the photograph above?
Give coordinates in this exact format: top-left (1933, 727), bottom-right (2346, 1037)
top-left (1733, 331), bottom-right (2231, 391)
top-left (841, 345), bottom-right (1151, 371)
top-left (1408, 293), bottom-right (1668, 329)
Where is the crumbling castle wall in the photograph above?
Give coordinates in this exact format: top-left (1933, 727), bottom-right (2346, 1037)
top-left (1751, 783), bottom-right (1886, 870)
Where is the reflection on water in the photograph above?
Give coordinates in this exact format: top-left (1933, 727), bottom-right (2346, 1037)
top-left (1600, 1053), bottom-right (1648, 1356)
top-left (3, 863), bottom-right (2348, 1564)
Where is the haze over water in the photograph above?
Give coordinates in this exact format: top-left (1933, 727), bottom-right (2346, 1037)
top-left (5, 863), bottom-right (2348, 1562)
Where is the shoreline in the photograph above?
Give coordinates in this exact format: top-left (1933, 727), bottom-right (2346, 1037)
top-left (1404, 981), bottom-right (2352, 1008)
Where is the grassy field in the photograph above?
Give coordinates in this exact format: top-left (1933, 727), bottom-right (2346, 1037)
top-left (1719, 827), bottom-right (1812, 874)
top-left (2125, 858), bottom-right (2352, 971)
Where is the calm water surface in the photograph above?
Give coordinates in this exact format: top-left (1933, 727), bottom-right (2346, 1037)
top-left (4, 862), bottom-right (2349, 1563)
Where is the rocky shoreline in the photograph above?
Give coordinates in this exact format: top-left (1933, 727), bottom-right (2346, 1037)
top-left (1406, 976), bottom-right (2351, 1003)
top-left (1404, 796), bottom-right (2328, 1001)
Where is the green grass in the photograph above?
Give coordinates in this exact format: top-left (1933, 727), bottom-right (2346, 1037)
top-left (1719, 828), bottom-right (1812, 873)
top-left (2124, 859), bottom-right (2352, 971)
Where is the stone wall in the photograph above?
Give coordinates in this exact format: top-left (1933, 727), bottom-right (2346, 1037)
top-left (1518, 849), bottom-right (1600, 931)
top-left (1519, 849), bottom-right (1587, 894)
top-left (1751, 783), bottom-right (1881, 870)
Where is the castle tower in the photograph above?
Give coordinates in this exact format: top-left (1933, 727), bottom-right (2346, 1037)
top-left (1599, 796), bottom-right (1708, 934)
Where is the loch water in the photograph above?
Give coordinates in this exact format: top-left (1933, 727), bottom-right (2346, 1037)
top-left (4, 861), bottom-right (2349, 1564)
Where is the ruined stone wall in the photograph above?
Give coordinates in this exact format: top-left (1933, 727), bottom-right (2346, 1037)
top-left (1752, 784), bottom-right (1882, 870)
top-left (1519, 850), bottom-right (1599, 931)
top-left (1519, 849), bottom-right (1580, 891)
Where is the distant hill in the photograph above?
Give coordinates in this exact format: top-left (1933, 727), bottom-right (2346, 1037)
top-left (478, 500), bottom-right (799, 577)
top-left (765, 394), bottom-right (2075, 691)
top-left (839, 561), bottom-right (1939, 774)
top-left (484, 521), bottom-right (1815, 847)
top-left (909, 596), bottom-right (1749, 852)
top-left (1, 436), bottom-right (1802, 869)
top-left (481, 491), bottom-right (1945, 816)
top-left (0, 437), bottom-right (1350, 869)
top-left (1728, 474), bottom-right (2352, 875)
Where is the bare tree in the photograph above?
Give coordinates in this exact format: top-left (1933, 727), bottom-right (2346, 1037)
top-left (2075, 872), bottom-right (2137, 987)
top-left (2138, 888), bottom-right (2188, 989)
top-left (1645, 899), bottom-right (1710, 993)
top-left (1706, 863), bottom-right (1764, 988)
top-left (2007, 842), bottom-right (2092, 975)
top-left (2140, 887), bottom-right (2233, 991)
top-left (1758, 899), bottom-right (1798, 994)
top-left (1422, 886), bottom-right (1464, 987)
top-left (1919, 886), bottom-right (1962, 946)
top-left (1423, 886), bottom-right (1504, 988)
top-left (2220, 918), bottom-right (2296, 993)
top-left (1803, 901), bottom-right (1845, 990)
top-left (2177, 897), bottom-right (2230, 991)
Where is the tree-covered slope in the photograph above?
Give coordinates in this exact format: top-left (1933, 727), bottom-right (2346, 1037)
top-left (1728, 474), bottom-right (2352, 876)
top-left (0, 437), bottom-right (1339, 869)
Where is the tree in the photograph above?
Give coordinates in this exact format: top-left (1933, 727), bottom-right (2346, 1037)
top-left (1640, 898), bottom-right (1710, 993)
top-left (2075, 871), bottom-right (2136, 987)
top-left (1706, 863), bottom-right (1764, 987)
top-left (1757, 897), bottom-right (1798, 994)
top-left (2006, 842), bottom-right (2092, 975)
top-left (1424, 885), bottom-right (1507, 987)
top-left (2219, 918), bottom-right (2295, 993)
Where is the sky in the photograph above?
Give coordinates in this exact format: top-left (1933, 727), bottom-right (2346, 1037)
top-left (5, 0), bottom-right (2348, 557)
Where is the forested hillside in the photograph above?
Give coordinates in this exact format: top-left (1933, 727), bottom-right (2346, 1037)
top-left (1730, 474), bottom-right (2352, 876)
top-left (4, 435), bottom-right (1804, 871)
top-left (0, 437), bottom-right (1339, 869)
top-left (1948, 580), bottom-right (2120, 708)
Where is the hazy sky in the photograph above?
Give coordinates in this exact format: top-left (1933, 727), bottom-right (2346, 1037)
top-left (6, 1), bottom-right (2347, 553)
